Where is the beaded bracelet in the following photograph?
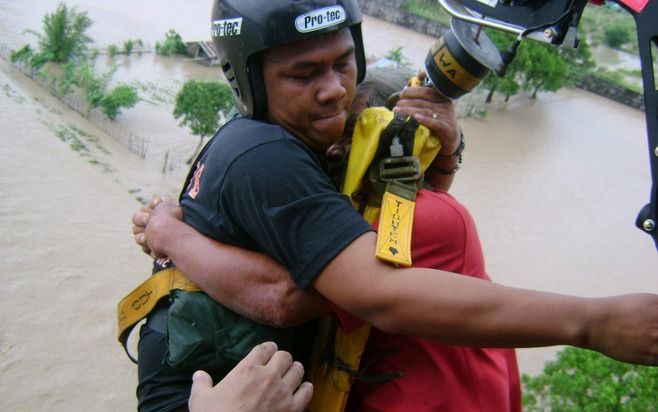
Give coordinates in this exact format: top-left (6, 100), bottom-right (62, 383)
top-left (430, 129), bottom-right (464, 175)
top-left (437, 129), bottom-right (465, 158)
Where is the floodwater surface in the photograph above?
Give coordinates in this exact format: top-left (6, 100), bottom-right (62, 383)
top-left (0, 1), bottom-right (655, 411)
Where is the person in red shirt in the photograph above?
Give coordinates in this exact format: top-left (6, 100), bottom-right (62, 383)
top-left (328, 70), bottom-right (521, 411)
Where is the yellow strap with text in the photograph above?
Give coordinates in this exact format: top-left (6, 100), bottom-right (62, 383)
top-left (375, 181), bottom-right (417, 267)
top-left (116, 267), bottom-right (200, 360)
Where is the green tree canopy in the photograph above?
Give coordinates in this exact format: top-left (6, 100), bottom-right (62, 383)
top-left (155, 29), bottom-right (188, 56)
top-left (559, 36), bottom-right (596, 84)
top-left (480, 29), bottom-right (573, 101)
top-left (101, 85), bottom-right (140, 120)
top-left (481, 30), bottom-right (522, 103)
top-left (523, 347), bottom-right (658, 411)
top-left (517, 41), bottom-right (569, 98)
top-left (27, 2), bottom-right (93, 64)
top-left (604, 23), bottom-right (632, 49)
top-left (173, 80), bottom-right (234, 163)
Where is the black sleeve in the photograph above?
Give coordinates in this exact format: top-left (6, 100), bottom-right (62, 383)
top-left (220, 139), bottom-right (373, 288)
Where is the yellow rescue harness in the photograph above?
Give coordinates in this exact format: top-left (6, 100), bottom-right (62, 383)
top-left (308, 106), bottom-right (441, 412)
top-left (117, 267), bottom-right (200, 361)
top-left (116, 104), bottom-right (442, 410)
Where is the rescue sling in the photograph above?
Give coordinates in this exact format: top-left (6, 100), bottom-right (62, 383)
top-left (307, 106), bottom-right (441, 412)
top-left (116, 103), bottom-right (442, 410)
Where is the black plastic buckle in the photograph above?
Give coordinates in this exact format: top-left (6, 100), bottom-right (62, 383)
top-left (379, 156), bottom-right (422, 183)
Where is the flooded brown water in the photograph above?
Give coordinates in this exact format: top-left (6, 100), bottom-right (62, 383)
top-left (0, 1), bottom-right (656, 411)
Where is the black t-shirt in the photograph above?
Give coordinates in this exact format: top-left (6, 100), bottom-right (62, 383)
top-left (180, 117), bottom-right (372, 288)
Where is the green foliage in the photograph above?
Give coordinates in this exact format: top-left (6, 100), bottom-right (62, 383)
top-left (58, 61), bottom-right (130, 116)
top-left (122, 39), bottom-right (134, 55)
top-left (174, 80), bottom-right (233, 137)
top-left (173, 80), bottom-right (234, 162)
top-left (106, 39), bottom-right (143, 57)
top-left (403, 0), bottom-right (450, 25)
top-left (559, 37), bottom-right (596, 84)
top-left (100, 84), bottom-right (140, 119)
top-left (155, 29), bottom-right (188, 56)
top-left (8, 2), bottom-right (141, 121)
top-left (107, 44), bottom-right (119, 57)
top-left (481, 29), bottom-right (579, 101)
top-left (10, 44), bottom-right (53, 69)
top-left (604, 23), bottom-right (632, 49)
top-left (75, 63), bottom-right (114, 107)
top-left (385, 46), bottom-right (411, 69)
top-left (481, 30), bottom-right (522, 102)
top-left (581, 5), bottom-right (637, 53)
top-left (517, 41), bottom-right (569, 98)
top-left (9, 44), bottom-right (34, 64)
top-left (123, 38), bottom-right (143, 55)
top-left (523, 348), bottom-right (658, 411)
top-left (27, 2), bottom-right (93, 63)
top-left (58, 61), bottom-right (77, 95)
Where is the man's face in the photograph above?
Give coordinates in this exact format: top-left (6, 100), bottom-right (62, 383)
top-left (262, 29), bottom-right (358, 151)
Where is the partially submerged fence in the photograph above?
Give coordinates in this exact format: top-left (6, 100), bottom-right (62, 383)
top-left (0, 43), bottom-right (149, 158)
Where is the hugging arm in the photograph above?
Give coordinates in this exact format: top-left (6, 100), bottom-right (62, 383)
top-left (133, 199), bottom-right (328, 327)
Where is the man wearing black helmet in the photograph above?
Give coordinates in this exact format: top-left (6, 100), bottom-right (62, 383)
top-left (131, 0), bottom-right (658, 411)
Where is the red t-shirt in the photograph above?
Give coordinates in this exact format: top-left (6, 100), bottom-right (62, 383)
top-left (334, 189), bottom-right (521, 412)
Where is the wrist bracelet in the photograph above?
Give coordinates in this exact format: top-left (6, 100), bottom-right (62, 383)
top-left (438, 129), bottom-right (465, 158)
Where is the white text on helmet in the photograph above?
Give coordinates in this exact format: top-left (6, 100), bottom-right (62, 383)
top-left (211, 18), bottom-right (243, 37)
top-left (295, 6), bottom-right (346, 33)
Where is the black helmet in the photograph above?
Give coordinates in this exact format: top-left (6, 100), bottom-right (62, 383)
top-left (211, 0), bottom-right (366, 118)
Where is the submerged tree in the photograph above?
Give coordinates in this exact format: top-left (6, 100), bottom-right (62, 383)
top-left (12, 2), bottom-right (139, 120)
top-left (155, 29), bottom-right (188, 56)
top-left (26, 2), bottom-right (93, 64)
top-left (516, 41), bottom-right (569, 98)
top-left (481, 30), bottom-right (522, 103)
top-left (173, 80), bottom-right (234, 163)
top-left (100, 85), bottom-right (140, 120)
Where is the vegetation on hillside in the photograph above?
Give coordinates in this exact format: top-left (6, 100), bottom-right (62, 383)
top-left (522, 347), bottom-right (658, 411)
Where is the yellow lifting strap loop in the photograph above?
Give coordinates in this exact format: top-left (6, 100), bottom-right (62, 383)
top-left (116, 267), bottom-right (200, 362)
top-left (376, 180), bottom-right (418, 267)
top-left (309, 104), bottom-right (442, 412)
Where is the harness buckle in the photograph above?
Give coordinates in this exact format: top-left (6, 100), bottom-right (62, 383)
top-left (379, 156), bottom-right (422, 183)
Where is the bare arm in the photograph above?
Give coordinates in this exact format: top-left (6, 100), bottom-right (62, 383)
top-left (134, 199), bottom-right (328, 327)
top-left (314, 232), bottom-right (658, 366)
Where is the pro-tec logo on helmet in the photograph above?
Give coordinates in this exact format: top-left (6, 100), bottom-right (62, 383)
top-left (211, 17), bottom-right (243, 37)
top-left (295, 5), bottom-right (346, 33)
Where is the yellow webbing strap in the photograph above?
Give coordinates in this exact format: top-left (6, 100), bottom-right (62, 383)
top-left (376, 181), bottom-right (417, 266)
top-left (116, 267), bottom-right (200, 362)
top-left (309, 106), bottom-right (441, 412)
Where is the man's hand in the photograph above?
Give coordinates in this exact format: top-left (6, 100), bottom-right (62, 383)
top-left (586, 294), bottom-right (658, 366)
top-left (188, 342), bottom-right (313, 412)
top-left (393, 71), bottom-right (460, 156)
top-left (393, 71), bottom-right (462, 190)
top-left (131, 196), bottom-right (181, 258)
